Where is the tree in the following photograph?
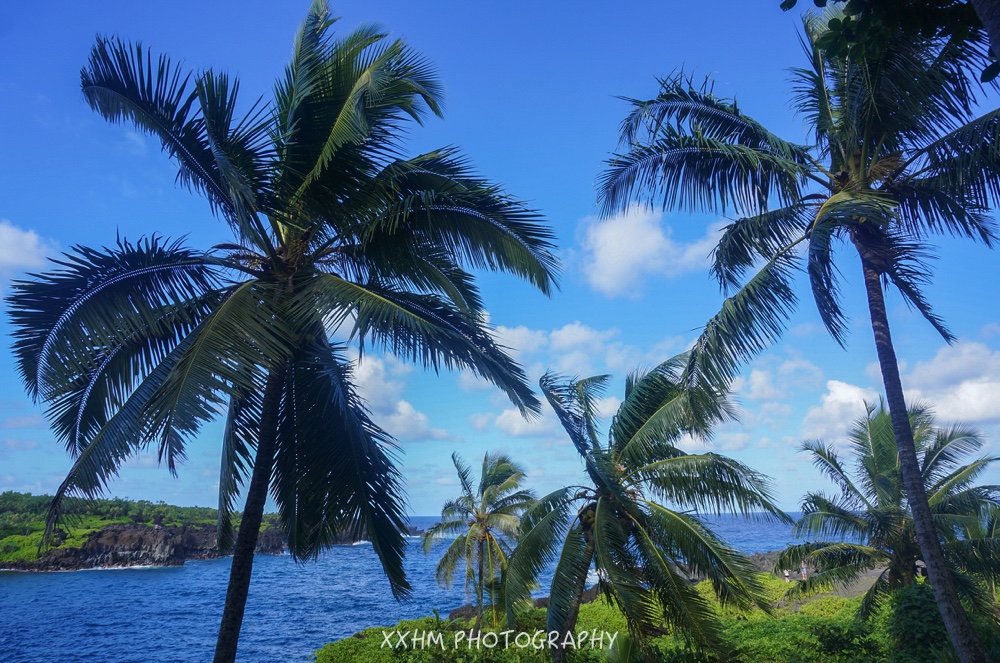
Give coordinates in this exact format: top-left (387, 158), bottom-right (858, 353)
top-left (422, 451), bottom-right (535, 628)
top-left (598, 14), bottom-right (999, 661)
top-left (777, 1), bottom-right (998, 80)
top-left (503, 357), bottom-right (789, 661)
top-left (6, 3), bottom-right (558, 662)
top-left (776, 401), bottom-right (1000, 623)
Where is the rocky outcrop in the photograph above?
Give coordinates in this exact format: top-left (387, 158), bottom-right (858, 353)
top-left (0, 523), bottom-right (285, 572)
top-left (0, 521), bottom-right (426, 572)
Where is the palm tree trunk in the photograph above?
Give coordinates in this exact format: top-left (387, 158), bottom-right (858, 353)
top-left (213, 368), bottom-right (285, 663)
top-left (858, 253), bottom-right (988, 663)
top-left (552, 542), bottom-right (595, 663)
top-left (475, 539), bottom-right (485, 632)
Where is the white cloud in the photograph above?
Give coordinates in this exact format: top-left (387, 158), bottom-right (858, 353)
top-left (579, 206), bottom-right (724, 298)
top-left (718, 432), bottom-right (752, 452)
top-left (353, 354), bottom-right (452, 441)
top-left (733, 353), bottom-right (822, 402)
top-left (494, 408), bottom-right (557, 438)
top-left (457, 370), bottom-right (493, 392)
top-left (0, 414), bottom-right (45, 430)
top-left (2, 438), bottom-right (38, 451)
top-left (0, 220), bottom-right (57, 271)
top-left (801, 380), bottom-right (879, 443)
top-left (469, 412), bottom-right (493, 431)
top-left (980, 323), bottom-right (1000, 339)
top-left (494, 325), bottom-right (549, 360)
top-left (902, 341), bottom-right (1000, 424)
top-left (742, 369), bottom-right (783, 401)
top-left (549, 321), bottom-right (617, 353)
top-left (548, 322), bottom-right (620, 375)
top-left (380, 401), bottom-right (450, 441)
top-left (593, 396), bottom-right (621, 419)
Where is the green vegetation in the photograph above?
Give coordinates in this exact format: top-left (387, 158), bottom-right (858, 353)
top-left (315, 574), bottom-right (986, 662)
top-left (503, 367), bottom-right (789, 661)
top-left (7, 0), bottom-right (557, 660)
top-left (0, 491), bottom-right (241, 563)
top-left (597, 7), bottom-right (1000, 661)
top-left (423, 452), bottom-right (535, 628)
top-left (775, 402), bottom-right (1000, 621)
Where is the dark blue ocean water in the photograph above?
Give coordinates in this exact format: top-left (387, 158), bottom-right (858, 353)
top-left (0, 514), bottom-right (801, 663)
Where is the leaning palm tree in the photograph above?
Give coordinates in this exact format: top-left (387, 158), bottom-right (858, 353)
top-left (6, 4), bottom-right (557, 662)
top-left (422, 451), bottom-right (535, 628)
top-left (598, 12), bottom-right (998, 662)
top-left (504, 356), bottom-right (790, 661)
top-left (776, 401), bottom-right (1000, 622)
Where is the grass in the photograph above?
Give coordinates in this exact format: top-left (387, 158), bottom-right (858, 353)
top-left (312, 574), bottom-right (963, 663)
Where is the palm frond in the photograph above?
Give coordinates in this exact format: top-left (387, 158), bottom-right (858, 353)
top-left (635, 454), bottom-right (789, 522)
top-left (683, 250), bottom-right (800, 390)
top-left (545, 519), bottom-right (595, 639)
top-left (268, 338), bottom-right (410, 598)
top-left (301, 274), bottom-right (540, 415)
top-left (504, 488), bottom-right (574, 625)
top-left (599, 125), bottom-right (805, 218)
top-left (619, 71), bottom-right (809, 163)
top-left (711, 204), bottom-right (811, 293)
top-left (217, 387), bottom-right (263, 552)
top-left (539, 372), bottom-right (610, 457)
top-left (81, 38), bottom-right (271, 245)
top-left (611, 353), bottom-right (734, 468)
top-left (343, 150), bottom-right (559, 295)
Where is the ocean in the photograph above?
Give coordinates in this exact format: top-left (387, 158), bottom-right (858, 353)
top-left (0, 514), bottom-right (801, 663)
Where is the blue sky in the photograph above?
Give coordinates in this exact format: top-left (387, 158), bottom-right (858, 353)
top-left (1, 1), bottom-right (999, 515)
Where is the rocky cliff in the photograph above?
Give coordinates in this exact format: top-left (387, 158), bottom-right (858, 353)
top-left (0, 523), bottom-right (285, 571)
top-left (0, 522), bottom-right (424, 571)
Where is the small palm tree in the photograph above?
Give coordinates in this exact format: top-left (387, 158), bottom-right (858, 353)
top-left (776, 401), bottom-right (1000, 621)
top-left (598, 13), bottom-right (999, 661)
top-left (504, 356), bottom-right (790, 661)
top-left (423, 451), bottom-right (535, 628)
top-left (6, 4), bottom-right (556, 662)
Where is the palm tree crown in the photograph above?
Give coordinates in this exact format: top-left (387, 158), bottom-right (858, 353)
top-left (777, 401), bottom-right (1000, 620)
top-left (598, 12), bottom-right (999, 662)
top-left (6, 3), bottom-right (557, 661)
top-left (504, 356), bottom-right (790, 658)
top-left (422, 451), bottom-right (535, 627)
top-left (600, 14), bottom-right (996, 389)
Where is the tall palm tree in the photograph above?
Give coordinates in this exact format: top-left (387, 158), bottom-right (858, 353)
top-left (422, 451), bottom-right (535, 628)
top-left (776, 401), bottom-right (1000, 623)
top-left (598, 13), bottom-right (999, 661)
top-left (504, 356), bottom-right (790, 661)
top-left (6, 4), bottom-right (557, 662)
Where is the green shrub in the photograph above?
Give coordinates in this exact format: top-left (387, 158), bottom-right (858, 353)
top-left (887, 582), bottom-right (950, 663)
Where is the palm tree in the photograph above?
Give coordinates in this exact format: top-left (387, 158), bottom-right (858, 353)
top-left (6, 4), bottom-right (557, 662)
top-left (503, 356), bottom-right (790, 661)
top-left (422, 451), bottom-right (535, 628)
top-left (776, 401), bottom-right (1000, 623)
top-left (598, 13), bottom-right (999, 662)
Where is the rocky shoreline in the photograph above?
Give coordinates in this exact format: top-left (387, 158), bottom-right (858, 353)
top-left (0, 522), bottom-right (425, 572)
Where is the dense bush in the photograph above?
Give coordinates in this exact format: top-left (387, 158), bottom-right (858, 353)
top-left (319, 576), bottom-right (965, 663)
top-left (887, 582), bottom-right (951, 663)
top-left (313, 605), bottom-right (624, 663)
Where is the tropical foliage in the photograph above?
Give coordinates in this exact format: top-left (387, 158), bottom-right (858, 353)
top-left (5, 2), bottom-right (557, 661)
top-left (422, 452), bottom-right (535, 627)
top-left (598, 10), bottom-right (999, 661)
top-left (776, 401), bottom-right (1000, 622)
top-left (503, 357), bottom-right (790, 659)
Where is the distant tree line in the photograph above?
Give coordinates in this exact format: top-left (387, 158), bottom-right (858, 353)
top-left (0, 491), bottom-right (220, 536)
